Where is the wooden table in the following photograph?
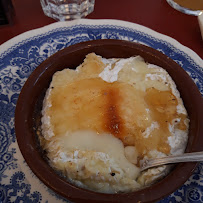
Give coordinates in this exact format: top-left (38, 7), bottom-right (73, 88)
top-left (0, 0), bottom-right (202, 59)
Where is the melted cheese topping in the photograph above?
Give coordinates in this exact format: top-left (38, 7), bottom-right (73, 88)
top-left (41, 53), bottom-right (189, 193)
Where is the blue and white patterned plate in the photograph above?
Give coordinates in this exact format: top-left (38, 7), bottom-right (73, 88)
top-left (0, 19), bottom-right (202, 203)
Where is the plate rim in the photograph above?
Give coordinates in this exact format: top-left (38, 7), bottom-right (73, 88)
top-left (0, 19), bottom-right (202, 65)
top-left (15, 39), bottom-right (203, 203)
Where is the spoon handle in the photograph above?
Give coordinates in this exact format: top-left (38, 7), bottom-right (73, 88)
top-left (141, 151), bottom-right (203, 171)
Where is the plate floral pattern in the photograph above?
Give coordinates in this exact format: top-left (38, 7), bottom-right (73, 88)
top-left (0, 19), bottom-right (202, 203)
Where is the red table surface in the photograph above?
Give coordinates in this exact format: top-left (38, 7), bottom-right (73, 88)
top-left (0, 0), bottom-right (203, 59)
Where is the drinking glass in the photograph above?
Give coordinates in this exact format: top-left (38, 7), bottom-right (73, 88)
top-left (40, 0), bottom-right (95, 21)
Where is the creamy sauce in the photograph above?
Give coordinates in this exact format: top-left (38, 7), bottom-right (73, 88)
top-left (57, 130), bottom-right (140, 179)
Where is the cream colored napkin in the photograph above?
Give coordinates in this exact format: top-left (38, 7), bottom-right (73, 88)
top-left (198, 12), bottom-right (203, 40)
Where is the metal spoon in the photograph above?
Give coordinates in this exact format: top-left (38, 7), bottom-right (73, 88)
top-left (140, 151), bottom-right (203, 171)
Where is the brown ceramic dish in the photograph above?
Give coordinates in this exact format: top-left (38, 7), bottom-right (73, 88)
top-left (15, 39), bottom-right (203, 203)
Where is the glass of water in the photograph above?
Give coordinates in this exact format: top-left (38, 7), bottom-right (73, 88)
top-left (40, 0), bottom-right (95, 21)
top-left (166, 0), bottom-right (203, 16)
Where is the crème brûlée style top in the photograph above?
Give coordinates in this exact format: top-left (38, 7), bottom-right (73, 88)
top-left (39, 53), bottom-right (189, 193)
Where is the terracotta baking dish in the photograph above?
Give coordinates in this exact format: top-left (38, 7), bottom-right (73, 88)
top-left (15, 39), bottom-right (203, 203)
